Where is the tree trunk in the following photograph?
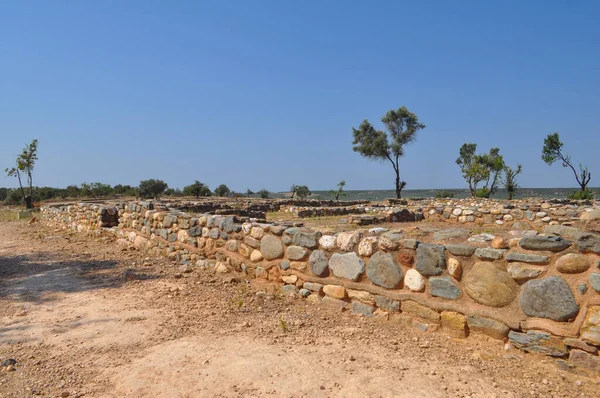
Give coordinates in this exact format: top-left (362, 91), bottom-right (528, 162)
top-left (395, 174), bottom-right (401, 199)
top-left (24, 196), bottom-right (33, 209)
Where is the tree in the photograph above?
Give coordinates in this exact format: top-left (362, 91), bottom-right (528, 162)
top-left (295, 185), bottom-right (311, 200)
top-left (183, 180), bottom-right (211, 198)
top-left (352, 106), bottom-right (425, 198)
top-left (501, 164), bottom-right (523, 200)
top-left (258, 189), bottom-right (269, 198)
top-left (329, 180), bottom-right (346, 201)
top-left (164, 188), bottom-right (183, 196)
top-left (5, 139), bottom-right (39, 208)
top-left (542, 132), bottom-right (591, 192)
top-left (456, 144), bottom-right (505, 198)
top-left (138, 179), bottom-right (168, 199)
top-left (214, 184), bottom-right (231, 197)
top-left (81, 182), bottom-right (113, 198)
top-left (246, 188), bottom-right (254, 197)
top-left (290, 184), bottom-right (298, 199)
top-left (113, 184), bottom-right (137, 197)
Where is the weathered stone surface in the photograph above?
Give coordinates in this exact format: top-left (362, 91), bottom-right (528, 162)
top-left (351, 300), bottom-right (375, 317)
top-left (468, 233), bottom-right (495, 243)
top-left (245, 236), bottom-right (261, 249)
top-left (475, 247), bottom-right (506, 260)
top-left (556, 253), bottom-right (591, 274)
top-left (491, 237), bottom-right (508, 249)
top-left (520, 276), bottom-right (579, 321)
top-left (403, 239), bottom-right (419, 249)
top-left (542, 225), bottom-right (582, 240)
top-left (282, 235), bottom-right (292, 245)
top-left (303, 281), bottom-right (323, 292)
top-left (282, 275), bottom-right (298, 284)
top-left (441, 311), bottom-right (468, 338)
top-left (505, 251), bottom-right (549, 264)
top-left (580, 306), bottom-right (600, 346)
top-left (209, 228), bottom-right (220, 239)
top-left (433, 228), bottom-right (470, 241)
top-left (581, 208), bottom-right (600, 222)
top-left (358, 237), bottom-right (378, 257)
top-left (590, 273), bottom-right (600, 293)
top-left (270, 225), bottom-right (287, 236)
top-left (507, 262), bottom-right (544, 282)
top-left (416, 244), bottom-right (446, 276)
top-left (225, 239), bottom-right (239, 252)
top-left (328, 252), bottom-right (365, 281)
top-left (404, 269), bottom-right (426, 292)
top-left (430, 276), bottom-right (461, 300)
top-left (250, 226), bottom-right (264, 239)
top-left (291, 261), bottom-right (307, 271)
top-left (508, 330), bottom-right (568, 357)
top-left (293, 231), bottom-right (321, 249)
top-left (375, 295), bottom-right (400, 312)
top-left (239, 243), bottom-right (252, 258)
top-left (366, 251), bottom-right (403, 289)
top-left (378, 233), bottom-right (403, 251)
top-left (519, 235), bottom-right (571, 251)
top-left (447, 258), bottom-right (462, 280)
top-left (286, 245), bottom-right (308, 261)
top-left (319, 235), bottom-right (337, 250)
top-left (466, 314), bottom-right (509, 340)
top-left (569, 350), bottom-right (600, 372)
top-left (323, 284), bottom-right (346, 299)
top-left (445, 244), bottom-right (476, 257)
top-left (564, 338), bottom-right (598, 354)
top-left (347, 289), bottom-right (374, 304)
top-left (163, 214), bottom-right (177, 228)
top-left (281, 284), bottom-right (299, 295)
top-left (250, 250), bottom-right (263, 262)
top-left (260, 235), bottom-right (284, 260)
top-left (337, 231), bottom-right (363, 251)
top-left (463, 262), bottom-right (518, 307)
top-left (402, 300), bottom-right (440, 323)
top-left (280, 260), bottom-right (290, 270)
top-left (576, 232), bottom-right (600, 254)
top-left (322, 296), bottom-right (348, 309)
top-left (309, 250), bottom-right (329, 277)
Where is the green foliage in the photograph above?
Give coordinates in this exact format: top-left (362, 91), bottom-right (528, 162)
top-left (291, 185), bottom-right (310, 200)
top-left (4, 189), bottom-right (23, 205)
top-left (329, 180), bottom-right (347, 201)
top-left (138, 179), bottom-right (168, 199)
top-left (164, 188), bottom-right (183, 196)
top-left (434, 190), bottom-right (454, 198)
top-left (542, 132), bottom-right (591, 192)
top-left (112, 184), bottom-right (137, 197)
top-left (246, 188), bottom-right (254, 197)
top-left (5, 139), bottom-right (39, 208)
top-left (456, 143), bottom-right (505, 197)
top-left (568, 190), bottom-right (595, 200)
top-left (0, 188), bottom-right (8, 202)
top-left (81, 182), bottom-right (113, 198)
top-left (352, 106), bottom-right (425, 198)
top-left (214, 184), bottom-right (231, 197)
top-left (258, 189), bottom-right (269, 199)
top-left (502, 164), bottom-right (523, 200)
top-left (183, 180), bottom-right (211, 198)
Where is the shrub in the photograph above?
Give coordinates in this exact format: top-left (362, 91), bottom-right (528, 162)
top-left (434, 190), bottom-right (454, 199)
top-left (568, 190), bottom-right (595, 200)
top-left (475, 187), bottom-right (491, 198)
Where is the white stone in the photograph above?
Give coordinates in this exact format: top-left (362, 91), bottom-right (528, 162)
top-left (404, 269), bottom-right (426, 292)
top-left (452, 208), bottom-right (463, 216)
top-left (358, 237), bottom-right (378, 257)
top-left (250, 250), bottom-right (263, 262)
top-left (282, 275), bottom-right (298, 284)
top-left (319, 235), bottom-right (337, 250)
top-left (536, 212), bottom-right (548, 218)
top-left (337, 231), bottom-right (363, 251)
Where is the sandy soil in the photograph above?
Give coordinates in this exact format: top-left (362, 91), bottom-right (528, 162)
top-left (1, 220), bottom-right (599, 397)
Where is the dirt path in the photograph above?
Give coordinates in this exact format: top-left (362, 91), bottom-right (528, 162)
top-left (1, 220), bottom-right (598, 397)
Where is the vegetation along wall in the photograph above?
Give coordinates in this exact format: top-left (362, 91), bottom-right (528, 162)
top-left (41, 200), bottom-right (600, 373)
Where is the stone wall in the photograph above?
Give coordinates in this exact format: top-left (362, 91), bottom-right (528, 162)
top-left (40, 200), bottom-right (600, 373)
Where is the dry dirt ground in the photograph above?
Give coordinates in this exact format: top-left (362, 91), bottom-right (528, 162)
top-left (1, 220), bottom-right (599, 398)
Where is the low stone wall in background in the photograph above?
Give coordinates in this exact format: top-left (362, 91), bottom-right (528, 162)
top-left (40, 199), bottom-right (600, 373)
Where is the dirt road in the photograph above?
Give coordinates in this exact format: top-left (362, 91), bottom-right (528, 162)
top-left (0, 220), bottom-right (598, 397)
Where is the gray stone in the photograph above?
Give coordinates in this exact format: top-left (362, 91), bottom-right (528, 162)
top-left (468, 233), bottom-right (495, 243)
top-left (160, 229), bottom-right (168, 240)
top-left (463, 262), bottom-right (519, 307)
top-left (286, 245), bottom-right (308, 260)
top-left (508, 330), bottom-right (568, 357)
top-left (445, 244), bottom-right (476, 257)
top-left (433, 228), bottom-right (470, 241)
top-left (309, 250), bottom-right (329, 277)
top-left (215, 216), bottom-right (235, 233)
top-left (299, 288), bottom-right (311, 297)
top-left (351, 301), bottom-right (376, 317)
top-left (403, 239), bottom-right (419, 249)
top-left (505, 251), bottom-right (550, 264)
top-left (188, 226), bottom-right (202, 237)
top-left (270, 225), bottom-right (287, 236)
top-left (281, 284), bottom-right (299, 295)
top-left (293, 231), bottom-right (321, 249)
top-left (163, 214), bottom-right (177, 228)
top-left (466, 314), bottom-right (509, 340)
top-left (366, 251), bottom-right (403, 289)
top-left (507, 262), bottom-right (544, 282)
top-left (209, 228), bottom-right (220, 239)
top-left (280, 260), bottom-right (290, 270)
top-left (475, 247), bottom-right (506, 260)
top-left (578, 283), bottom-right (588, 294)
top-left (512, 221), bottom-right (531, 230)
top-left (282, 235), bottom-right (292, 245)
top-left (520, 276), bottom-right (579, 321)
top-left (569, 350), bottom-right (600, 372)
top-left (416, 243), bottom-right (446, 276)
top-left (576, 232), bottom-right (600, 254)
top-left (303, 282), bottom-right (323, 292)
top-left (328, 252), bottom-right (365, 281)
top-left (524, 210), bottom-right (535, 221)
top-left (375, 295), bottom-right (400, 312)
top-left (429, 276), bottom-right (461, 299)
top-left (542, 225), bottom-right (582, 240)
top-left (225, 240), bottom-right (239, 252)
top-left (260, 235), bottom-right (284, 260)
top-left (519, 235), bottom-right (571, 251)
top-left (589, 273), bottom-right (600, 293)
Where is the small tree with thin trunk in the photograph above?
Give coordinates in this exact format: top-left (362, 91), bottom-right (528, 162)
top-left (501, 164), bottom-right (522, 200)
top-left (329, 180), bottom-right (346, 201)
top-left (352, 106), bottom-right (425, 199)
top-left (542, 132), bottom-right (591, 192)
top-left (5, 139), bottom-right (38, 208)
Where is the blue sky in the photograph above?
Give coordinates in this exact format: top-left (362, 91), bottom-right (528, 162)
top-left (1, 1), bottom-right (599, 192)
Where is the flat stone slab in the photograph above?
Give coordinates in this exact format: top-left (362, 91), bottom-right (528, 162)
top-left (475, 248), bottom-right (506, 260)
top-left (433, 228), bottom-right (470, 241)
top-left (429, 276), bottom-right (461, 300)
top-left (328, 252), bottom-right (365, 281)
top-left (505, 252), bottom-right (550, 264)
top-left (576, 233), bottom-right (600, 254)
top-left (445, 244), bottom-right (476, 257)
top-left (466, 314), bottom-right (509, 340)
top-left (519, 276), bottom-right (579, 321)
top-left (519, 235), bottom-right (571, 251)
top-left (508, 330), bottom-right (568, 357)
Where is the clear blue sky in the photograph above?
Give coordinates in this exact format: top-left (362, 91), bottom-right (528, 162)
top-left (1, 1), bottom-right (599, 192)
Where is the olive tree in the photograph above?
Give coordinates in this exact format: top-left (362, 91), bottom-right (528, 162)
top-left (542, 132), bottom-right (591, 192)
top-left (138, 179), bottom-right (168, 199)
top-left (352, 106), bottom-right (425, 198)
top-left (5, 139), bottom-right (39, 208)
top-left (214, 184), bottom-right (231, 197)
top-left (183, 180), bottom-right (211, 198)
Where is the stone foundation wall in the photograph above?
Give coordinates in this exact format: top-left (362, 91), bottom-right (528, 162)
top-left (40, 200), bottom-right (600, 373)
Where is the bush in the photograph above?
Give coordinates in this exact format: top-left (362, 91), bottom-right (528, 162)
top-left (434, 190), bottom-right (454, 199)
top-left (569, 190), bottom-right (595, 200)
top-left (475, 187), bottom-right (491, 198)
top-left (214, 184), bottom-right (231, 197)
top-left (139, 179), bottom-right (168, 199)
top-left (258, 189), bottom-right (269, 199)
